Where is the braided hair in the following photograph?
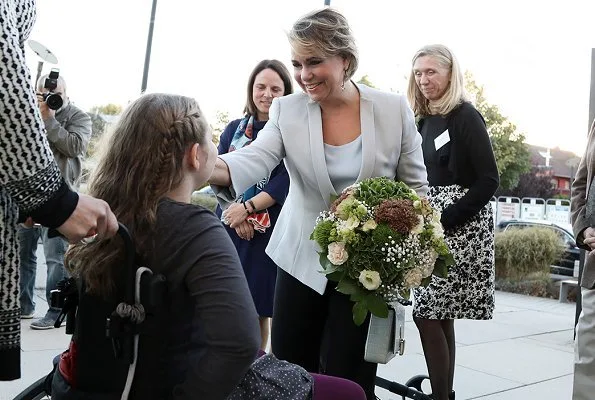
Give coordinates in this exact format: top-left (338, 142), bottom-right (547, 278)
top-left (67, 93), bottom-right (210, 297)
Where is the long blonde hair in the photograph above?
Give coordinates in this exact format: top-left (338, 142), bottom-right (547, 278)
top-left (407, 44), bottom-right (467, 117)
top-left (67, 93), bottom-right (210, 297)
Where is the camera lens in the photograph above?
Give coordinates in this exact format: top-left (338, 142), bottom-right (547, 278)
top-left (45, 93), bottom-right (63, 110)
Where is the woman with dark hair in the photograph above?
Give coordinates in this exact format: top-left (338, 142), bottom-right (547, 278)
top-left (217, 59), bottom-right (293, 351)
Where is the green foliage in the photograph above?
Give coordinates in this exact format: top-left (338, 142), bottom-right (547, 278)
top-left (352, 302), bottom-right (369, 326)
top-left (433, 253), bottom-right (454, 278)
top-left (357, 74), bottom-right (377, 89)
top-left (494, 227), bottom-right (564, 279)
top-left (311, 219), bottom-right (335, 250)
top-left (336, 197), bottom-right (368, 220)
top-left (497, 167), bottom-right (556, 199)
top-left (371, 223), bottom-right (401, 245)
top-left (552, 193), bottom-right (570, 200)
top-left (465, 72), bottom-right (530, 190)
top-left (314, 177), bottom-right (454, 325)
top-left (91, 104), bottom-right (122, 115)
top-left (356, 177), bottom-right (418, 207)
top-left (495, 275), bottom-right (559, 299)
top-left (210, 110), bottom-right (230, 146)
top-left (87, 103), bottom-right (123, 157)
top-left (190, 193), bottom-right (217, 212)
top-left (86, 135), bottom-right (101, 160)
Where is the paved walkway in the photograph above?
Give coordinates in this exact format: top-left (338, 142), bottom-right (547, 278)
top-left (2, 245), bottom-right (577, 399)
top-left (377, 292), bottom-right (575, 399)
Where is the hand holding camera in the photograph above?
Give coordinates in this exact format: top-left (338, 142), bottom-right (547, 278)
top-left (37, 68), bottom-right (63, 120)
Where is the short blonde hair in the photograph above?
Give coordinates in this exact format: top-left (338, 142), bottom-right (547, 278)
top-left (407, 44), bottom-right (467, 117)
top-left (288, 8), bottom-right (358, 82)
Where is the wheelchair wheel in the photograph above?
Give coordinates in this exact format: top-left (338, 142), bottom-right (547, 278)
top-left (402, 375), bottom-right (430, 400)
top-left (12, 375), bottom-right (50, 400)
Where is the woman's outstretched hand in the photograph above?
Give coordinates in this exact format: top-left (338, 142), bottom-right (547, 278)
top-left (208, 158), bottom-right (232, 187)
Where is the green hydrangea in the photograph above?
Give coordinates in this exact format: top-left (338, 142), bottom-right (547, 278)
top-left (357, 177), bottom-right (419, 207)
top-left (311, 219), bottom-right (335, 250)
top-left (336, 226), bottom-right (359, 244)
top-left (336, 197), bottom-right (368, 221)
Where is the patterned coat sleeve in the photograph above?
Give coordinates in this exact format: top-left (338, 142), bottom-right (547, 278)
top-left (0, 0), bottom-right (77, 227)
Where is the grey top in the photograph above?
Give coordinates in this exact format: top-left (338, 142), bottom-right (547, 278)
top-left (44, 102), bottom-right (92, 190)
top-left (150, 199), bottom-right (260, 399)
top-left (324, 135), bottom-right (363, 194)
top-left (70, 199), bottom-right (261, 399)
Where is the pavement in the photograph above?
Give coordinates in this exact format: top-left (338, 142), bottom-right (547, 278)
top-left (376, 292), bottom-right (575, 400)
top-left (2, 245), bottom-right (578, 400)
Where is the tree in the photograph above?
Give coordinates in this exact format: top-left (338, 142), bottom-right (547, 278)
top-left (497, 167), bottom-right (556, 199)
top-left (88, 103), bottom-right (122, 138)
top-left (210, 110), bottom-right (229, 146)
top-left (92, 104), bottom-right (122, 115)
top-left (465, 72), bottom-right (530, 190)
top-left (87, 103), bottom-right (123, 158)
top-left (357, 75), bottom-right (376, 88)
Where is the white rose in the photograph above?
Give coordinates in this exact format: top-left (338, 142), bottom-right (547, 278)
top-left (431, 220), bottom-right (444, 239)
top-left (345, 216), bottom-right (360, 230)
top-left (411, 215), bottom-right (425, 235)
top-left (413, 200), bottom-right (421, 209)
top-left (404, 268), bottom-right (423, 289)
top-left (362, 219), bottom-right (377, 232)
top-left (359, 270), bottom-right (382, 290)
top-left (337, 220), bottom-right (356, 238)
top-left (327, 242), bottom-right (349, 265)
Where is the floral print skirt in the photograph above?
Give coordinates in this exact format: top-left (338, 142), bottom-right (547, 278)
top-left (413, 185), bottom-right (495, 320)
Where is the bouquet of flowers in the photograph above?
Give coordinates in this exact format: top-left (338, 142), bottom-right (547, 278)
top-left (310, 177), bottom-right (454, 325)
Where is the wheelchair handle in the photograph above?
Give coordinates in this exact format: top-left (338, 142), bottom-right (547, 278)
top-left (49, 223), bottom-right (137, 305)
top-left (114, 223), bottom-right (137, 306)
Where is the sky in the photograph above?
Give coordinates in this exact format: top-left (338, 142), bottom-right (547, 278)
top-left (27, 0), bottom-right (595, 155)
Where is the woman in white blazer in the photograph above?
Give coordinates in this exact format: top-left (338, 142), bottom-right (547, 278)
top-left (209, 9), bottom-right (428, 399)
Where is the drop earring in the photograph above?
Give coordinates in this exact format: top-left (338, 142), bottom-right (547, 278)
top-left (341, 68), bottom-right (348, 91)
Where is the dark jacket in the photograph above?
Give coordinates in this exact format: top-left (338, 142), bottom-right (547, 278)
top-left (419, 102), bottom-right (499, 229)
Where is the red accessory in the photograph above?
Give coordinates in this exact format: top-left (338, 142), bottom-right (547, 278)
top-left (58, 340), bottom-right (78, 387)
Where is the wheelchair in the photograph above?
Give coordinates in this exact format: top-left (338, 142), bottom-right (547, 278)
top-left (13, 223), bottom-right (432, 400)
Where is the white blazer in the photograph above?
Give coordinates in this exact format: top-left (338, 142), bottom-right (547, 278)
top-left (216, 84), bottom-right (428, 294)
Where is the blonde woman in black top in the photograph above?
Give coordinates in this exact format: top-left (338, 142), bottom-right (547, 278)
top-left (407, 44), bottom-right (499, 400)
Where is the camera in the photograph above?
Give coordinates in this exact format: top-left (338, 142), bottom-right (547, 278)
top-left (42, 68), bottom-right (63, 110)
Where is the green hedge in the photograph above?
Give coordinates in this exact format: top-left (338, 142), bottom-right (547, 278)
top-left (191, 193), bottom-right (218, 212)
top-left (494, 227), bottom-right (563, 280)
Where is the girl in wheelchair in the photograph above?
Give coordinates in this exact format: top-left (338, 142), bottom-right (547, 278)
top-left (50, 93), bottom-right (365, 400)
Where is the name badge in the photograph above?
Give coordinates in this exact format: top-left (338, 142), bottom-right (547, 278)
top-left (434, 129), bottom-right (450, 151)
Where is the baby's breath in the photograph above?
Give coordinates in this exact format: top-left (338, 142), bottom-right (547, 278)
top-left (312, 177), bottom-right (452, 309)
